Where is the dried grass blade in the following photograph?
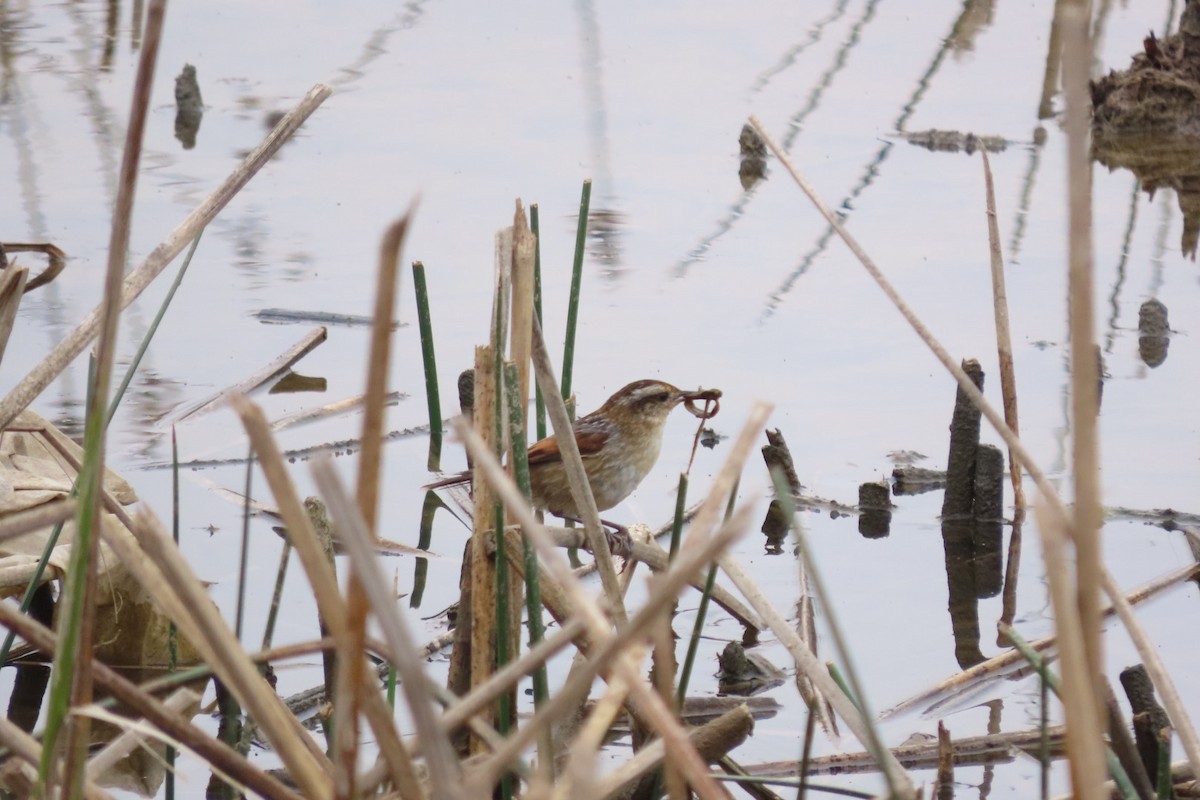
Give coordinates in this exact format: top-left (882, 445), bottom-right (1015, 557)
top-left (980, 150), bottom-right (1025, 514)
top-left (130, 508), bottom-right (335, 799)
top-left (529, 316), bottom-right (626, 622)
top-left (1061, 0), bottom-right (1105, 718)
top-left (0, 598), bottom-right (306, 800)
top-left (228, 393), bottom-right (425, 799)
top-left (310, 457), bottom-right (464, 800)
top-left (0, 265), bottom-right (27, 365)
top-left (1033, 500), bottom-right (1106, 800)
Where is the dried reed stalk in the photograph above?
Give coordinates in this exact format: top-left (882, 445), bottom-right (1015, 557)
top-left (511, 201), bottom-right (536, 419)
top-left (1060, 0), bottom-right (1104, 717)
top-left (173, 326), bottom-right (328, 424)
top-left (980, 150), bottom-right (1024, 514)
top-left (228, 394), bottom-right (424, 798)
top-left (131, 508), bottom-right (334, 798)
top-left (884, 560), bottom-right (1200, 718)
top-left (311, 457), bottom-right (465, 800)
top-left (0, 497), bottom-right (77, 544)
top-left (0, 265), bottom-right (27, 365)
top-left (339, 207), bottom-right (415, 795)
top-left (1098, 569), bottom-right (1200, 779)
top-left (1033, 500), bottom-right (1105, 800)
top-left (437, 617), bottom-right (588, 740)
top-left (528, 317), bottom-right (627, 622)
top-left (84, 687), bottom-right (198, 779)
top-left (0, 598), bottom-right (304, 800)
top-left (0, 83), bottom-right (332, 431)
top-left (0, 714), bottom-right (116, 800)
top-left (467, 343), bottom-right (501, 748)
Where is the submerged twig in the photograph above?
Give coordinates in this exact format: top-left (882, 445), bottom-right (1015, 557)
top-left (172, 326), bottom-right (328, 424)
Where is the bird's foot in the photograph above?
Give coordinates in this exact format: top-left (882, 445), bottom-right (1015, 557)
top-left (600, 520), bottom-right (633, 559)
top-left (561, 516), bottom-right (633, 559)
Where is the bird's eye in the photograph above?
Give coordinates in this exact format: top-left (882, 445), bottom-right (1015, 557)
top-left (651, 391), bottom-right (670, 403)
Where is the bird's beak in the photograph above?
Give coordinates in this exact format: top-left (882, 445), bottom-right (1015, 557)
top-left (680, 387), bottom-right (722, 419)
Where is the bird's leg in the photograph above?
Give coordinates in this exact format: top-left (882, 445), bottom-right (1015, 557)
top-left (560, 515), bottom-right (633, 559)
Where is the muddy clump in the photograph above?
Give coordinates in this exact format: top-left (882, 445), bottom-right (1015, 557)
top-left (1092, 1), bottom-right (1200, 257)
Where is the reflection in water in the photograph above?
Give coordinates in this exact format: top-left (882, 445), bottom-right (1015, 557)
top-left (763, 0), bottom-right (978, 317)
top-left (575, 0), bottom-right (623, 276)
top-left (945, 0), bottom-right (994, 55)
top-left (747, 0), bottom-right (853, 96)
top-left (328, 1), bottom-right (429, 90)
top-left (676, 0), bottom-right (874, 278)
top-left (1137, 298), bottom-right (1170, 368)
top-left (585, 206), bottom-right (625, 277)
top-left (173, 64), bottom-right (204, 150)
top-left (676, 0), bottom-right (873, 278)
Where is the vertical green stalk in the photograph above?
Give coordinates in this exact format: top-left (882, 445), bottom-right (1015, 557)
top-left (490, 300), bottom-right (513, 800)
top-left (412, 260), bottom-right (442, 470)
top-left (560, 179), bottom-right (592, 401)
top-left (235, 446), bottom-right (253, 641)
top-left (668, 473), bottom-right (689, 559)
top-left (106, 232), bottom-right (204, 427)
top-left (530, 204), bottom-right (546, 441)
top-left (40, 355), bottom-right (100, 791)
top-left (675, 479), bottom-right (737, 708)
top-left (166, 426), bottom-right (180, 800)
top-left (503, 364), bottom-right (552, 767)
top-left (410, 491), bottom-right (441, 609)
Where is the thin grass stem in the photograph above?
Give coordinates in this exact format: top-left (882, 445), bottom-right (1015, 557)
top-left (560, 178), bottom-right (591, 401)
top-left (503, 363), bottom-right (552, 771)
top-left (105, 231), bottom-right (204, 428)
top-left (669, 473), bottom-right (688, 560)
top-left (413, 260), bottom-right (442, 470)
top-left (235, 445), bottom-right (253, 641)
top-left (530, 203), bottom-right (546, 440)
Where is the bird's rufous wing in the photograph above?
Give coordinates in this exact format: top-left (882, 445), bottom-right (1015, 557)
top-left (526, 428), bottom-right (610, 466)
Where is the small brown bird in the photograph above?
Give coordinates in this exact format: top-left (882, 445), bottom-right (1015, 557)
top-left (427, 379), bottom-right (721, 533)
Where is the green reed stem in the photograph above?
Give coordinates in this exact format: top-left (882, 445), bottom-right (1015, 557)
top-left (262, 541), bottom-right (291, 652)
top-left (560, 179), bottom-right (591, 401)
top-left (675, 563), bottom-right (717, 710)
top-left (669, 473), bottom-right (689, 559)
top-left (675, 478), bottom-right (736, 709)
top-left (413, 260), bottom-right (442, 471)
top-left (411, 491), bottom-right (442, 609)
top-left (166, 426), bottom-right (180, 800)
top-left (490, 306), bottom-right (513, 800)
top-left (825, 662), bottom-right (859, 714)
top-left (530, 204), bottom-right (546, 441)
top-left (503, 363), bottom-right (552, 770)
top-left (1156, 729), bottom-right (1173, 800)
top-left (235, 445), bottom-right (253, 641)
top-left (106, 231), bottom-right (204, 427)
top-left (39, 354), bottom-right (100, 790)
